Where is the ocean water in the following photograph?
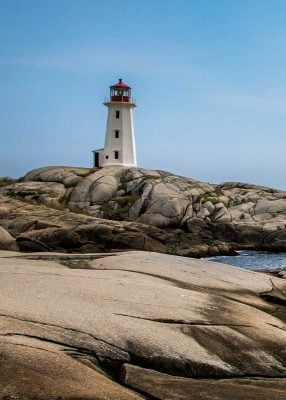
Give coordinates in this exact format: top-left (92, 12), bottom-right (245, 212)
top-left (208, 250), bottom-right (286, 271)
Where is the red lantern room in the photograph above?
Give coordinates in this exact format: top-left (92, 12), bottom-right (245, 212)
top-left (110, 78), bottom-right (131, 102)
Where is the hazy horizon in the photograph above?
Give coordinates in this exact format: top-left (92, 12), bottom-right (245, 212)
top-left (1, 0), bottom-right (286, 190)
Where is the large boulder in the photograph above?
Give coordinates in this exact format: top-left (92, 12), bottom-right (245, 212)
top-left (0, 226), bottom-right (18, 251)
top-left (0, 333), bottom-right (140, 400)
top-left (18, 228), bottom-right (84, 250)
top-left (69, 167), bottom-right (124, 209)
top-left (74, 222), bottom-right (167, 253)
top-left (0, 181), bottom-right (66, 209)
top-left (24, 166), bottom-right (92, 184)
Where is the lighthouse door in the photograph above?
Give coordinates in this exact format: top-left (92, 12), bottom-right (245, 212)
top-left (94, 152), bottom-right (99, 168)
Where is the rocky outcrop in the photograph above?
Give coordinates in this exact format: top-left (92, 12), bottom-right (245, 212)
top-left (2, 166), bottom-right (286, 255)
top-left (0, 193), bottom-right (236, 256)
top-left (1, 250), bottom-right (286, 399)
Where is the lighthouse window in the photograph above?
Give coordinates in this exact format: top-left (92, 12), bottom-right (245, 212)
top-left (114, 151), bottom-right (119, 160)
top-left (116, 110), bottom-right (120, 119)
top-left (115, 130), bottom-right (119, 138)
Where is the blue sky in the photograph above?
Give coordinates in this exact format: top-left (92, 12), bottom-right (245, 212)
top-left (1, 0), bottom-right (286, 188)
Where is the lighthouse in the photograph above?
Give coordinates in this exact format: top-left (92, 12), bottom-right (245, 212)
top-left (93, 79), bottom-right (137, 168)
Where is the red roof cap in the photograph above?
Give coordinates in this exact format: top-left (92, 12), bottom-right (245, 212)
top-left (110, 78), bottom-right (131, 89)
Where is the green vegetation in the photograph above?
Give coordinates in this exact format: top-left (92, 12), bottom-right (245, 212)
top-left (213, 186), bottom-right (224, 196)
top-left (111, 195), bottom-right (140, 206)
top-left (118, 174), bottom-right (128, 192)
top-left (197, 191), bottom-right (220, 205)
top-left (201, 196), bottom-right (220, 205)
top-left (197, 186), bottom-right (225, 205)
top-left (100, 203), bottom-right (131, 218)
top-left (100, 194), bottom-right (140, 220)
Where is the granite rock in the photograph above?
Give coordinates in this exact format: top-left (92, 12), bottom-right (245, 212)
top-left (1, 250), bottom-right (286, 398)
top-left (0, 226), bottom-right (18, 251)
top-left (2, 166), bottom-right (286, 254)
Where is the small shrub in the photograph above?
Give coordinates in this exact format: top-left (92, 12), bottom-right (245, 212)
top-left (201, 196), bottom-right (220, 205)
top-left (100, 194), bottom-right (140, 220)
top-left (197, 191), bottom-right (220, 205)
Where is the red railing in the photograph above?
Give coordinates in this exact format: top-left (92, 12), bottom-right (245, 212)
top-left (104, 97), bottom-right (136, 104)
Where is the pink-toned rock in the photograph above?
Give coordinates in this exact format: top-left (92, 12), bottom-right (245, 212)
top-left (0, 226), bottom-right (18, 251)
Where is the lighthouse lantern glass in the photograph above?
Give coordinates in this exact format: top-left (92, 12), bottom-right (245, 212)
top-left (110, 80), bottom-right (131, 102)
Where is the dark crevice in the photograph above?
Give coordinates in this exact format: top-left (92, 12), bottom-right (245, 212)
top-left (266, 323), bottom-right (286, 332)
top-left (2, 303), bottom-right (286, 393)
top-left (62, 348), bottom-right (124, 380)
top-left (94, 267), bottom-right (244, 290)
top-left (2, 332), bottom-right (120, 364)
top-left (2, 332), bottom-right (126, 381)
top-left (179, 203), bottom-right (192, 226)
top-left (123, 355), bottom-right (286, 380)
top-left (122, 363), bottom-right (286, 383)
top-left (0, 312), bottom-right (128, 354)
top-left (18, 253), bottom-right (114, 262)
top-left (217, 293), bottom-right (263, 309)
top-left (260, 278), bottom-right (286, 306)
top-left (270, 278), bottom-right (286, 295)
top-left (114, 313), bottom-right (253, 327)
top-left (2, 318), bottom-right (286, 384)
top-left (2, 341), bottom-right (59, 355)
top-left (123, 384), bottom-right (161, 400)
top-left (88, 267), bottom-right (199, 291)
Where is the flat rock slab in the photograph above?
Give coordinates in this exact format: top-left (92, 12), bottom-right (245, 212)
top-left (0, 335), bottom-right (142, 400)
top-left (124, 364), bottom-right (286, 400)
top-left (0, 250), bottom-right (286, 398)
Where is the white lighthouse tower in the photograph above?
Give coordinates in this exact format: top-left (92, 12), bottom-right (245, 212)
top-left (93, 79), bottom-right (137, 168)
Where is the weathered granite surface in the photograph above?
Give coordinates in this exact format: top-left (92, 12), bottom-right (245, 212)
top-left (1, 166), bottom-right (286, 255)
top-left (0, 250), bottom-right (286, 399)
